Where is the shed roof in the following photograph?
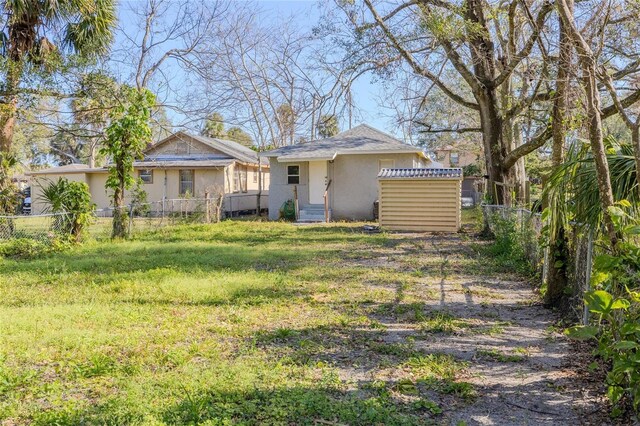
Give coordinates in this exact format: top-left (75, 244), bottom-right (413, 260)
top-left (261, 124), bottom-right (426, 162)
top-left (378, 168), bottom-right (463, 179)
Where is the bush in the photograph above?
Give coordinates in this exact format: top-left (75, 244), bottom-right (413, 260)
top-left (566, 203), bottom-right (640, 417)
top-left (485, 210), bottom-right (539, 275)
top-left (40, 177), bottom-right (95, 240)
top-left (0, 236), bottom-right (72, 259)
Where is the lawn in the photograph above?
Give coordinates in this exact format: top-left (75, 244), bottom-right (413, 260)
top-left (0, 216), bottom-right (601, 425)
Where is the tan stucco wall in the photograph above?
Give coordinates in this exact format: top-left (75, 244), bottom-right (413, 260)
top-left (330, 153), bottom-right (425, 220)
top-left (267, 153), bottom-right (425, 221)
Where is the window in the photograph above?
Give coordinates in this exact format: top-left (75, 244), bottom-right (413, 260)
top-left (179, 170), bottom-right (194, 195)
top-left (139, 169), bottom-right (153, 184)
top-left (379, 159), bottom-right (395, 171)
top-left (450, 152), bottom-right (459, 166)
top-left (233, 167), bottom-right (240, 192)
top-left (240, 167), bottom-right (248, 192)
top-left (287, 165), bottom-right (300, 184)
top-left (253, 170), bottom-right (258, 183)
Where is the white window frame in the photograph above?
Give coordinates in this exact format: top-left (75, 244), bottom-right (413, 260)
top-left (179, 169), bottom-right (194, 196)
top-left (287, 165), bottom-right (300, 185)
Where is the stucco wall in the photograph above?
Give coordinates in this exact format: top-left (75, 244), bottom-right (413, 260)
top-left (330, 153), bottom-right (422, 220)
top-left (268, 158), bottom-right (309, 220)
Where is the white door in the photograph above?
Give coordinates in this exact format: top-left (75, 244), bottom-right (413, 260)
top-left (308, 161), bottom-right (328, 204)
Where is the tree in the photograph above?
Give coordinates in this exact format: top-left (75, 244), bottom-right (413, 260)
top-left (201, 113), bottom-right (226, 139)
top-left (101, 87), bottom-right (155, 239)
top-left (316, 115), bottom-right (339, 138)
top-left (334, 0), bottom-right (555, 204)
top-left (226, 127), bottom-right (254, 148)
top-left (0, 0), bottom-right (116, 154)
top-left (557, 0), bottom-right (618, 248)
top-left (71, 72), bottom-right (120, 167)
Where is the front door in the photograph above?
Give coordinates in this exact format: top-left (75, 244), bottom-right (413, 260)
top-left (308, 160), bottom-right (327, 204)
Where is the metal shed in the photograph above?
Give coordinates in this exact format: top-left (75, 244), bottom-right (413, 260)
top-left (377, 168), bottom-right (463, 232)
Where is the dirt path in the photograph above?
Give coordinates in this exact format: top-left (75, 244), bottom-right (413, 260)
top-left (351, 231), bottom-right (607, 425)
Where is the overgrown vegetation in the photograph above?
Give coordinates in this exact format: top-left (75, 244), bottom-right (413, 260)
top-left (40, 177), bottom-right (95, 240)
top-left (0, 220), bottom-right (529, 424)
top-left (566, 204), bottom-right (640, 417)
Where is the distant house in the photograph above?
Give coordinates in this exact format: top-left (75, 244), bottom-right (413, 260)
top-left (29, 132), bottom-right (269, 215)
top-left (434, 144), bottom-right (481, 169)
top-left (262, 124), bottom-right (431, 221)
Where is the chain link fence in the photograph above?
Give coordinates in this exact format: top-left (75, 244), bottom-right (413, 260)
top-left (482, 204), bottom-right (594, 323)
top-left (0, 195), bottom-right (262, 243)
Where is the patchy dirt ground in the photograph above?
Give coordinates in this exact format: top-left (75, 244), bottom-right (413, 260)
top-left (338, 230), bottom-right (609, 426)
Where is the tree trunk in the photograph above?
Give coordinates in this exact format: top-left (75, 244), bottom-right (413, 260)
top-left (112, 164), bottom-right (127, 239)
top-left (558, 0), bottom-right (618, 248)
top-left (545, 0), bottom-right (573, 307)
top-left (478, 93), bottom-right (509, 206)
top-left (632, 126), bottom-right (640, 194)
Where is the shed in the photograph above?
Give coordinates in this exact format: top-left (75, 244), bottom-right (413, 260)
top-left (377, 168), bottom-right (463, 232)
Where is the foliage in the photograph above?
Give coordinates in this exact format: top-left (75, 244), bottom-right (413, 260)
top-left (317, 114), bottom-right (339, 138)
top-left (226, 126), bottom-right (254, 148)
top-left (39, 177), bottom-right (95, 240)
top-left (544, 138), bottom-right (639, 230)
top-left (565, 203), bottom-right (640, 417)
top-left (130, 179), bottom-right (150, 217)
top-left (101, 87), bottom-right (155, 238)
top-left (462, 163), bottom-right (482, 177)
top-left (484, 209), bottom-right (539, 276)
top-left (201, 112), bottom-right (225, 138)
top-left (0, 235), bottom-right (72, 259)
top-left (0, 153), bottom-right (20, 214)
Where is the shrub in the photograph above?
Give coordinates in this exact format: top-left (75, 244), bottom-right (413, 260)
top-left (0, 236), bottom-right (72, 259)
top-left (566, 203), bottom-right (640, 417)
top-left (40, 177), bottom-right (95, 240)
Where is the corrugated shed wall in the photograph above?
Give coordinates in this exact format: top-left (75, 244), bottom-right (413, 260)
top-left (378, 178), bottom-right (461, 232)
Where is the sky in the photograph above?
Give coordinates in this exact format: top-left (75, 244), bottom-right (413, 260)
top-left (116, 0), bottom-right (394, 138)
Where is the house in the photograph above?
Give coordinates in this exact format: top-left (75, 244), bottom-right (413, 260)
top-left (29, 132), bottom-right (269, 215)
top-left (434, 143), bottom-right (481, 168)
top-left (262, 124), bottom-right (431, 221)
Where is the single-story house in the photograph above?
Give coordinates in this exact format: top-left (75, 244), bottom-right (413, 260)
top-left (262, 124), bottom-right (431, 221)
top-left (29, 132), bottom-right (269, 215)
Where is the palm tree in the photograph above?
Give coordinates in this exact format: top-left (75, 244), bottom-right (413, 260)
top-left (545, 137), bottom-right (639, 233)
top-left (0, 0), bottom-right (116, 153)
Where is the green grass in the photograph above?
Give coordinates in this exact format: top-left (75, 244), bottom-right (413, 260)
top-left (0, 220), bottom-right (492, 425)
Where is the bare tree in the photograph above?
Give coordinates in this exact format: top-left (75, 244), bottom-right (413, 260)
top-left (190, 7), bottom-right (350, 149)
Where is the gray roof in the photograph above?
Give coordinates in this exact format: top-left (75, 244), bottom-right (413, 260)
top-left (146, 131), bottom-right (259, 164)
top-left (134, 159), bottom-right (234, 168)
top-left (261, 124), bottom-right (426, 162)
top-left (28, 163), bottom-right (103, 175)
top-left (378, 168), bottom-right (463, 179)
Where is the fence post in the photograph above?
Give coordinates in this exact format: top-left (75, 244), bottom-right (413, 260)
top-left (583, 229), bottom-right (594, 325)
top-left (205, 191), bottom-right (211, 224)
top-left (128, 204), bottom-right (134, 237)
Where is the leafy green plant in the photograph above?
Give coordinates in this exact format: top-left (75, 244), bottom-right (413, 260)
top-left (280, 199), bottom-right (295, 221)
top-left (101, 87), bottom-right (155, 238)
top-left (566, 202), bottom-right (640, 417)
top-left (40, 177), bottom-right (95, 240)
